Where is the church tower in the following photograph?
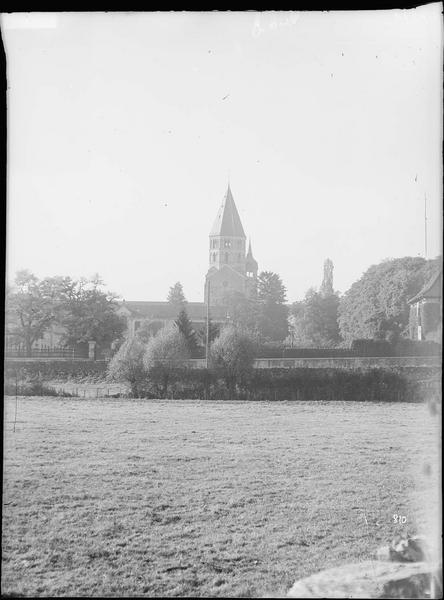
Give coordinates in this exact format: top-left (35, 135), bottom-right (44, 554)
top-left (205, 186), bottom-right (258, 306)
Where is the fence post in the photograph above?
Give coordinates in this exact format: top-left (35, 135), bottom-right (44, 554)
top-left (88, 341), bottom-right (97, 361)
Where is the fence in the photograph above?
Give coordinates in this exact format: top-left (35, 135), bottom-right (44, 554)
top-left (4, 347), bottom-right (88, 360)
top-left (51, 383), bottom-right (128, 398)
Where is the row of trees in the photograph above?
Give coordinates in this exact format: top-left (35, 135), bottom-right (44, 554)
top-left (6, 255), bottom-right (441, 356)
top-left (109, 322), bottom-right (255, 398)
top-left (5, 270), bottom-right (126, 355)
top-left (161, 274), bottom-right (289, 347)
top-left (289, 256), bottom-right (441, 347)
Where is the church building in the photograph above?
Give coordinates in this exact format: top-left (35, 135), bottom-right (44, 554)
top-left (119, 186), bottom-right (258, 340)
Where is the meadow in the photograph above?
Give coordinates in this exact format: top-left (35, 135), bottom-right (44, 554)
top-left (2, 397), bottom-right (440, 597)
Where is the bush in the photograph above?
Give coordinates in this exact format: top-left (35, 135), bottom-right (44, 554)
top-left (350, 339), bottom-right (392, 357)
top-left (143, 324), bottom-right (190, 398)
top-left (393, 339), bottom-right (441, 357)
top-left (3, 380), bottom-right (75, 397)
top-left (107, 337), bottom-right (146, 397)
top-left (210, 326), bottom-right (255, 396)
top-left (255, 342), bottom-right (284, 358)
top-left (283, 347), bottom-right (354, 358)
top-left (4, 360), bottom-right (108, 383)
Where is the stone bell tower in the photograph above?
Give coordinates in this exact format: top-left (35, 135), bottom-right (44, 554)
top-left (204, 186), bottom-right (258, 306)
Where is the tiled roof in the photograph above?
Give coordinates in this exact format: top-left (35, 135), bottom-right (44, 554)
top-left (210, 185), bottom-right (246, 238)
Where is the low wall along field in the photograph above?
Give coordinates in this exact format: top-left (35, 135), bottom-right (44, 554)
top-left (2, 397), bottom-right (441, 597)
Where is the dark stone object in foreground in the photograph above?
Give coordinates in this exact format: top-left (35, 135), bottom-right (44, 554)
top-left (287, 560), bottom-right (441, 598)
top-left (288, 536), bottom-right (441, 598)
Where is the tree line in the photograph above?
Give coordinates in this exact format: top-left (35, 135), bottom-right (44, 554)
top-left (5, 270), bottom-right (126, 356)
top-left (5, 255), bottom-right (441, 357)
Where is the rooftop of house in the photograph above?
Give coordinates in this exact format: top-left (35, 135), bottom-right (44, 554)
top-left (408, 268), bottom-right (442, 304)
top-left (119, 300), bottom-right (229, 321)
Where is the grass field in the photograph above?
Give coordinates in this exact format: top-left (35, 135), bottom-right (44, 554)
top-left (2, 397), bottom-right (440, 597)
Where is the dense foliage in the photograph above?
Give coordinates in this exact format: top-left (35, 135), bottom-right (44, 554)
top-left (338, 257), bottom-right (440, 343)
top-left (290, 288), bottom-right (341, 348)
top-left (108, 337), bottom-right (146, 397)
top-left (5, 271), bottom-right (59, 356)
top-left (58, 275), bottom-right (126, 348)
top-left (167, 281), bottom-right (187, 314)
top-left (209, 325), bottom-right (255, 393)
top-left (175, 309), bottom-right (198, 354)
top-left (143, 324), bottom-right (190, 397)
top-left (6, 271), bottom-right (126, 355)
top-left (257, 271), bottom-right (289, 342)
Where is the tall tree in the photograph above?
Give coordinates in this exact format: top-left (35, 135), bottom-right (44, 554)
top-left (290, 288), bottom-right (341, 348)
top-left (167, 282), bottom-right (187, 314)
top-left (338, 256), bottom-right (440, 344)
top-left (199, 317), bottom-right (220, 346)
top-left (224, 290), bottom-right (261, 338)
top-left (175, 308), bottom-right (198, 354)
top-left (59, 277), bottom-right (126, 348)
top-left (257, 271), bottom-right (289, 342)
top-left (5, 270), bottom-right (57, 356)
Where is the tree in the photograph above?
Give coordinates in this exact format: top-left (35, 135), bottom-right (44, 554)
top-left (143, 323), bottom-right (190, 397)
top-left (338, 256), bottom-right (441, 344)
top-left (199, 317), bottom-right (220, 346)
top-left (59, 277), bottom-right (126, 348)
top-left (107, 337), bottom-right (146, 397)
top-left (209, 325), bottom-right (255, 397)
top-left (167, 282), bottom-right (187, 314)
top-left (224, 290), bottom-right (261, 338)
top-left (6, 270), bottom-right (58, 356)
top-left (290, 288), bottom-right (342, 347)
top-left (175, 308), bottom-right (198, 354)
top-left (257, 271), bottom-right (289, 342)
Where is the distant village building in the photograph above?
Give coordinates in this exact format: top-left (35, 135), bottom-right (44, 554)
top-left (408, 268), bottom-right (442, 342)
top-left (119, 186), bottom-right (258, 341)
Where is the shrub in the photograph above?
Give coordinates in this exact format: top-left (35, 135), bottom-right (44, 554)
top-left (209, 325), bottom-right (255, 396)
top-left (143, 324), bottom-right (190, 398)
top-left (4, 360), bottom-right (108, 383)
top-left (393, 339), bottom-right (441, 357)
top-left (350, 339), bottom-right (392, 357)
top-left (107, 337), bottom-right (146, 398)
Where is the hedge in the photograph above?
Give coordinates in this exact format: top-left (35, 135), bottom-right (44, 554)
top-left (124, 367), bottom-right (431, 402)
top-left (4, 360), bottom-right (108, 384)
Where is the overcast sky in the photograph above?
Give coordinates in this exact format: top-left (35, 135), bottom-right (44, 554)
top-left (2, 7), bottom-right (442, 303)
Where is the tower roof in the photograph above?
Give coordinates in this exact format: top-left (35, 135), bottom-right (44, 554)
top-left (246, 239), bottom-right (258, 271)
top-left (210, 185), bottom-right (246, 238)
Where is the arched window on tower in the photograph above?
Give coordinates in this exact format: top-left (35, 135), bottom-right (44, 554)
top-left (212, 252), bottom-right (216, 262)
top-left (225, 252), bottom-right (229, 263)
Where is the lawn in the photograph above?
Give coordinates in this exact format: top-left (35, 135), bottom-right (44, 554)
top-left (2, 397), bottom-right (440, 597)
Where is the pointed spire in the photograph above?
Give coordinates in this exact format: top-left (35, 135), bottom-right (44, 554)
top-left (210, 186), bottom-right (246, 237)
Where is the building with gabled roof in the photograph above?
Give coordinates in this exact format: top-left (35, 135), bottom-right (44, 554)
top-left (408, 268), bottom-right (442, 342)
top-left (119, 185), bottom-right (258, 340)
